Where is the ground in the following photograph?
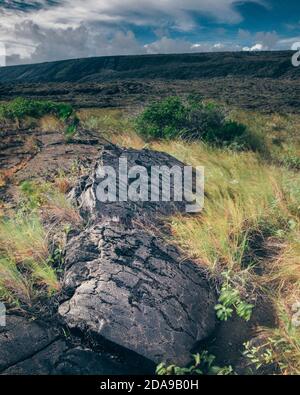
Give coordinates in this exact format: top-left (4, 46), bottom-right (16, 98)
top-left (0, 64), bottom-right (300, 375)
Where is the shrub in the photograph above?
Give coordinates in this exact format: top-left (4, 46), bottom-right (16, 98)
top-left (135, 96), bottom-right (187, 140)
top-left (135, 96), bottom-right (248, 146)
top-left (0, 98), bottom-right (74, 123)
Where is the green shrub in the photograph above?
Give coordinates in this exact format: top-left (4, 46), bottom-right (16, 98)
top-left (135, 96), bottom-right (249, 147)
top-left (0, 98), bottom-right (74, 123)
top-left (184, 101), bottom-right (226, 141)
top-left (135, 96), bottom-right (187, 140)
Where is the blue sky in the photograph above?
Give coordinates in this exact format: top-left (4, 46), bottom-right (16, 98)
top-left (0, 0), bottom-right (299, 65)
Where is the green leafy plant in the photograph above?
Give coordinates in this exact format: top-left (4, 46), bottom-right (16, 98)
top-left (135, 96), bottom-right (188, 140)
top-left (156, 352), bottom-right (234, 376)
top-left (215, 271), bottom-right (254, 322)
top-left (243, 341), bottom-right (275, 371)
top-left (135, 96), bottom-right (248, 146)
top-left (0, 98), bottom-right (74, 122)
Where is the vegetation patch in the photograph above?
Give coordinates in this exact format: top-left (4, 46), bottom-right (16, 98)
top-left (0, 178), bottom-right (81, 307)
top-left (135, 96), bottom-right (264, 150)
top-left (0, 97), bottom-right (79, 139)
top-left (156, 352), bottom-right (234, 376)
top-left (0, 213), bottom-right (59, 305)
top-left (0, 97), bottom-right (73, 122)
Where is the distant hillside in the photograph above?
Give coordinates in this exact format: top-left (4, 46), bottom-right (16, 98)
top-left (0, 51), bottom-right (298, 83)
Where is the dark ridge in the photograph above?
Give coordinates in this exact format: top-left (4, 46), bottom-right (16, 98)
top-left (0, 51), bottom-right (298, 83)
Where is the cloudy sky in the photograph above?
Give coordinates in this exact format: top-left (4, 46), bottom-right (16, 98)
top-left (0, 0), bottom-right (299, 65)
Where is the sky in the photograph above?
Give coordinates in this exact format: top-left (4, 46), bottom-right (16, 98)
top-left (0, 0), bottom-right (299, 65)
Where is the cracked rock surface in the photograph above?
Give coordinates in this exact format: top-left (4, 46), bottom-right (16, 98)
top-left (59, 144), bottom-right (217, 366)
top-left (1, 130), bottom-right (217, 373)
top-left (0, 315), bottom-right (148, 375)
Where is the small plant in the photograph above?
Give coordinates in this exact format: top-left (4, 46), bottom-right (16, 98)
top-left (156, 352), bottom-right (234, 376)
top-left (243, 341), bottom-right (275, 371)
top-left (215, 271), bottom-right (254, 322)
top-left (64, 124), bottom-right (78, 141)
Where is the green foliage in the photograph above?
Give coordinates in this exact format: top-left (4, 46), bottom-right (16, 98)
top-left (156, 352), bottom-right (234, 376)
top-left (135, 96), bottom-right (187, 140)
top-left (215, 271), bottom-right (254, 322)
top-left (65, 124), bottom-right (78, 141)
top-left (135, 96), bottom-right (249, 146)
top-left (243, 341), bottom-right (275, 371)
top-left (0, 97), bottom-right (74, 123)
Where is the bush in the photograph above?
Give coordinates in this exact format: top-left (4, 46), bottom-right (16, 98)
top-left (135, 96), bottom-right (248, 146)
top-left (0, 98), bottom-right (74, 122)
top-left (135, 96), bottom-right (187, 140)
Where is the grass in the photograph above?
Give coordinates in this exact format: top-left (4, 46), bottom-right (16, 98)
top-left (84, 105), bottom-right (300, 374)
top-left (151, 141), bottom-right (295, 270)
top-left (0, 214), bottom-right (60, 305)
top-left (0, 179), bottom-right (81, 306)
top-left (259, 304), bottom-right (300, 375)
top-left (77, 108), bottom-right (145, 149)
top-left (0, 98), bottom-right (79, 139)
top-left (1, 99), bottom-right (299, 373)
top-left (19, 179), bottom-right (81, 226)
top-left (149, 138), bottom-right (300, 374)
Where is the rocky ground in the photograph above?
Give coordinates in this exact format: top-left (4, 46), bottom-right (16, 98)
top-left (0, 77), bottom-right (299, 113)
top-left (0, 126), bottom-right (276, 375)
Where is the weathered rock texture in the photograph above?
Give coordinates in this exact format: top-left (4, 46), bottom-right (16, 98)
top-left (59, 143), bottom-right (217, 366)
top-left (1, 128), bottom-right (217, 373)
top-left (0, 315), bottom-right (148, 375)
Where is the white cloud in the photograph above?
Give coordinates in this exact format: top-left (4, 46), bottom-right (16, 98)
top-left (243, 43), bottom-right (263, 51)
top-left (0, 0), bottom-right (265, 64)
top-left (240, 30), bottom-right (279, 51)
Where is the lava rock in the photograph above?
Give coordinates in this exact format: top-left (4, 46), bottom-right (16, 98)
top-left (59, 218), bottom-right (217, 366)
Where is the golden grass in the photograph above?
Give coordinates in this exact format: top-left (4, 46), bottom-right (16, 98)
top-left (99, 107), bottom-right (300, 374)
top-left (151, 139), bottom-right (300, 374)
top-left (39, 114), bottom-right (65, 132)
top-left (0, 214), bottom-right (60, 304)
top-left (0, 215), bottom-right (49, 264)
top-left (259, 301), bottom-right (300, 375)
top-left (77, 108), bottom-right (145, 149)
top-left (0, 178), bottom-right (81, 305)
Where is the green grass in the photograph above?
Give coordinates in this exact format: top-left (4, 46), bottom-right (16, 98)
top-left (0, 214), bottom-right (60, 305)
top-left (0, 98), bottom-right (79, 138)
top-left (0, 97), bottom-right (73, 122)
top-left (0, 178), bottom-right (82, 306)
